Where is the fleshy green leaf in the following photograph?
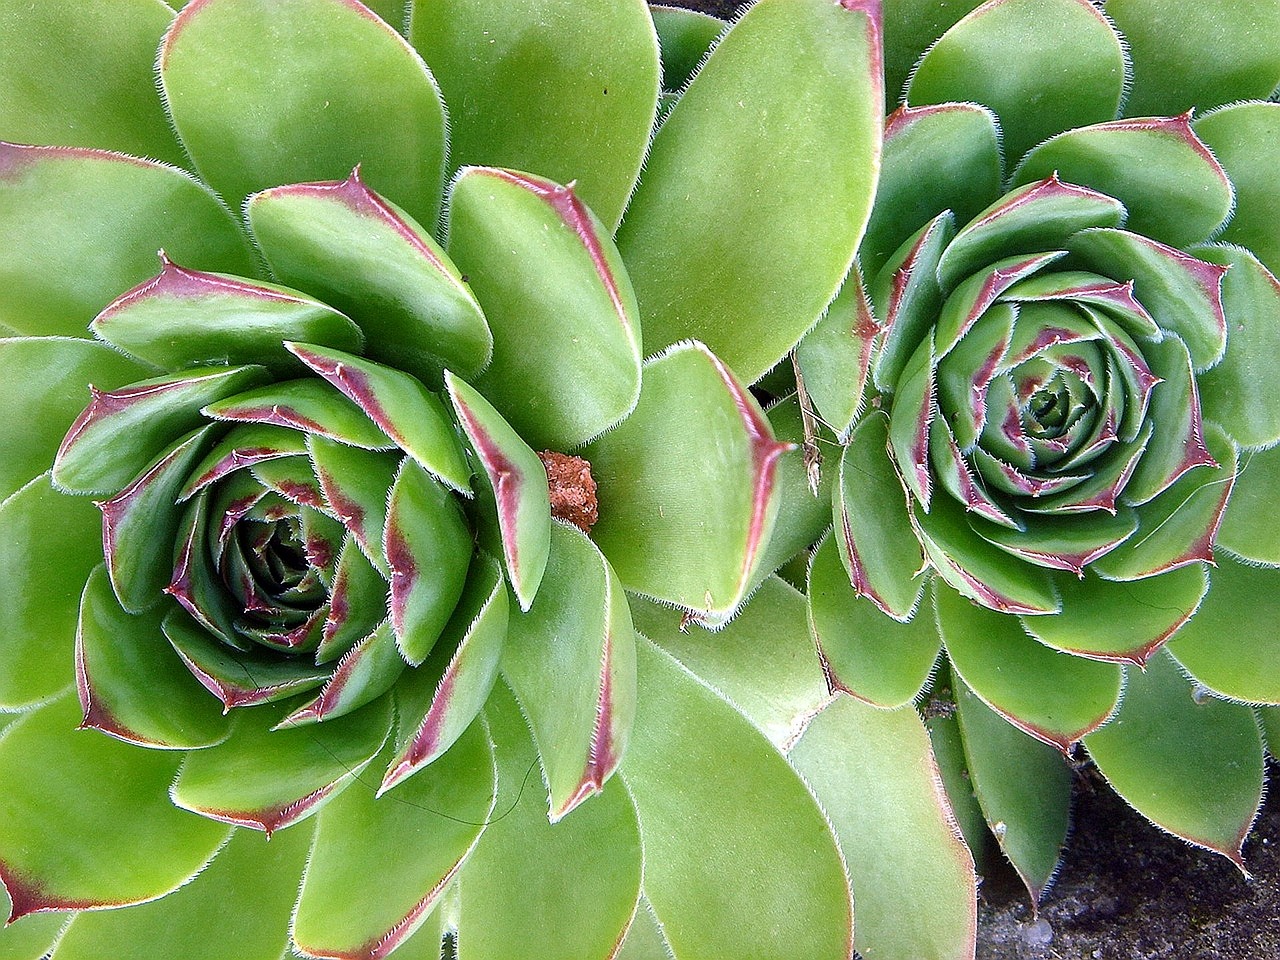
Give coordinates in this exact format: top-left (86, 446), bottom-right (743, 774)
top-left (861, 103), bottom-right (1003, 279)
top-left (1218, 444), bottom-right (1280, 566)
top-left (92, 259), bottom-right (363, 375)
top-left (76, 565), bottom-right (230, 749)
top-left (454, 682), bottom-right (641, 960)
top-left (0, 144), bottom-right (254, 337)
top-left (0, 695), bottom-right (229, 920)
top-left (631, 577), bottom-right (829, 750)
top-left (172, 696), bottom-right (392, 834)
top-left (808, 535), bottom-right (939, 709)
top-left (248, 171), bottom-right (491, 382)
top-left (383, 459), bottom-right (472, 665)
top-left (307, 438), bottom-right (400, 576)
top-left (447, 167), bottom-right (642, 450)
top-left (907, 0), bottom-right (1125, 165)
top-left (1105, 0), bottom-right (1280, 117)
top-left (650, 4), bottom-right (724, 92)
top-left (1192, 243), bottom-right (1280, 449)
top-left (1085, 650), bottom-right (1265, 866)
top-left (1026, 564), bottom-right (1208, 665)
top-left (99, 428), bottom-right (213, 614)
top-left (882, 0), bottom-right (985, 105)
top-left (1167, 553), bottom-right (1280, 705)
top-left (53, 825), bottom-right (311, 960)
top-left (586, 342), bottom-right (791, 620)
top-left (0, 337), bottom-right (146, 502)
top-left (292, 721), bottom-right (495, 960)
top-left (160, 0), bottom-right (447, 226)
top-left (938, 583), bottom-right (1120, 749)
top-left (0, 474), bottom-right (102, 709)
top-left (383, 555), bottom-right (508, 793)
top-left (620, 637), bottom-right (853, 959)
top-left (278, 621), bottom-right (404, 727)
top-left (835, 412), bottom-right (926, 620)
top-left (53, 365), bottom-right (269, 496)
top-left (1195, 102), bottom-right (1280, 277)
top-left (953, 674), bottom-right (1072, 902)
top-left (791, 695), bottom-right (977, 960)
top-left (1013, 116), bottom-right (1233, 249)
top-left (1068, 228), bottom-right (1228, 373)
top-left (446, 371), bottom-right (551, 611)
top-left (202, 378), bottom-right (394, 452)
top-left (617, 0), bottom-right (883, 383)
top-left (926, 712), bottom-right (992, 867)
top-left (501, 521), bottom-right (635, 821)
top-left (410, 0), bottom-right (659, 229)
top-left (0, 0), bottom-right (184, 166)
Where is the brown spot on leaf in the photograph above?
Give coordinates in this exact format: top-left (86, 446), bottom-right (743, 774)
top-left (539, 451), bottom-right (598, 533)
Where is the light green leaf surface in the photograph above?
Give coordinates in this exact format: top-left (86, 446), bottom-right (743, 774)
top-left (650, 4), bottom-right (724, 92)
top-left (1168, 553), bottom-right (1280, 705)
top-left (0, 696), bottom-right (229, 919)
top-left (249, 173), bottom-right (491, 382)
top-left (631, 577), bottom-right (829, 751)
top-left (0, 144), bottom-right (254, 338)
top-left (0, 474), bottom-right (102, 708)
top-left (938, 584), bottom-right (1120, 749)
top-left (0, 0), bottom-right (183, 166)
top-left (1085, 650), bottom-right (1265, 865)
top-left (448, 167), bottom-right (642, 450)
top-left (908, 0), bottom-right (1125, 165)
top-left (882, 0), bottom-right (985, 105)
top-left (1105, 0), bottom-right (1280, 117)
top-left (172, 696), bottom-right (393, 834)
top-left (412, 0), bottom-right (659, 229)
top-left (621, 638), bottom-right (852, 960)
top-left (617, 0), bottom-right (883, 383)
top-left (1013, 116), bottom-right (1233, 249)
top-left (953, 675), bottom-right (1072, 902)
top-left (76, 565), bottom-right (230, 749)
top-left (53, 825), bottom-right (311, 960)
top-left (455, 682), bottom-right (641, 960)
top-left (293, 722), bottom-right (496, 960)
top-left (587, 342), bottom-right (790, 619)
top-left (1195, 102), bottom-right (1280, 277)
top-left (791, 695), bottom-right (977, 960)
top-left (794, 265), bottom-right (879, 439)
top-left (0, 337), bottom-right (146, 502)
top-left (161, 0), bottom-right (447, 226)
top-left (1218, 444), bottom-right (1280, 565)
top-left (808, 535), bottom-right (939, 710)
top-left (502, 521), bottom-right (635, 821)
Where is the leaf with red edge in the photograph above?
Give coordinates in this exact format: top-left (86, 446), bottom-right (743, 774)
top-left (248, 169), bottom-right (490, 381)
top-left (934, 252), bottom-right (1066, 359)
top-left (92, 257), bottom-right (362, 374)
top-left (0, 695), bottom-right (229, 922)
top-left (937, 583), bottom-right (1120, 750)
top-left (77, 564), bottom-right (230, 750)
top-left (588, 342), bottom-right (792, 621)
top-left (501, 521), bottom-right (634, 822)
top-left (277, 621), bottom-right (404, 727)
top-left (0, 473), bottom-right (102, 709)
top-left (447, 166), bottom-right (642, 452)
top-left (888, 335), bottom-right (936, 509)
top-left (202, 379), bottom-right (394, 452)
top-left (287, 342), bottom-right (471, 493)
top-left (318, 536), bottom-right (389, 665)
top-left (445, 371), bottom-right (550, 612)
top-left (172, 696), bottom-right (393, 836)
top-left (1085, 650), bottom-right (1265, 868)
top-left (53, 365), bottom-right (269, 496)
top-left (382, 554), bottom-right (508, 794)
top-left (308, 437), bottom-right (400, 577)
top-left (292, 720), bottom-right (495, 960)
top-left (181, 424), bottom-right (308, 500)
top-left (383, 459), bottom-right (472, 665)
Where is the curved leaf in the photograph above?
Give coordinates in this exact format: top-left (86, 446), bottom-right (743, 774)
top-left (410, 0), bottom-right (659, 229)
top-left (617, 0), bottom-right (883, 383)
top-left (0, 144), bottom-right (254, 338)
top-left (0, 695), bottom-right (229, 921)
top-left (1195, 102), bottom-right (1280, 277)
top-left (791, 694), bottom-right (977, 960)
top-left (161, 0), bottom-right (447, 226)
top-left (650, 4), bottom-right (724, 92)
top-left (1218, 444), bottom-right (1280, 566)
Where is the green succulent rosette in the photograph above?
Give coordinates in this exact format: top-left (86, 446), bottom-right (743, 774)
top-left (798, 0), bottom-right (1280, 902)
top-left (0, 0), bottom-right (899, 958)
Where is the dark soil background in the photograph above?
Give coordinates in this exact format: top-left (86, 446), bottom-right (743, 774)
top-left (668, 1), bottom-right (1280, 956)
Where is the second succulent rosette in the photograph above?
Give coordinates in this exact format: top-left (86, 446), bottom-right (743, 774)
top-left (798, 0), bottom-right (1280, 902)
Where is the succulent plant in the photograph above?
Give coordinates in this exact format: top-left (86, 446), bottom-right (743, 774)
top-left (0, 1), bottom-right (916, 959)
top-left (796, 0), bottom-right (1280, 905)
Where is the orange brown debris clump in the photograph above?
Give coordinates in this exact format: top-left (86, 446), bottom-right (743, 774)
top-left (538, 450), bottom-right (599, 533)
